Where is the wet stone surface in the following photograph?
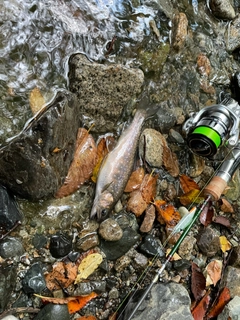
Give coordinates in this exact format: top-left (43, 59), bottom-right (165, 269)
top-left (98, 218), bottom-right (123, 241)
top-left (0, 237), bottom-right (25, 258)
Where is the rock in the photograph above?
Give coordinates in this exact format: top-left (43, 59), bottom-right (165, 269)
top-left (0, 186), bottom-right (22, 230)
top-left (74, 280), bottom-right (106, 295)
top-left (132, 252), bottom-right (148, 270)
top-left (34, 304), bottom-right (70, 320)
top-left (99, 218), bottom-right (123, 241)
top-left (197, 53), bottom-right (211, 77)
top-left (221, 266), bottom-right (240, 297)
top-left (100, 227), bottom-right (140, 260)
top-left (49, 233), bottom-right (72, 258)
top-left (140, 204), bottom-right (156, 233)
top-left (22, 262), bottom-right (46, 294)
top-left (139, 234), bottom-right (165, 257)
top-left (1, 316), bottom-right (19, 320)
top-left (218, 295), bottom-right (240, 320)
top-left (229, 245), bottom-right (240, 267)
top-left (68, 54), bottom-right (144, 133)
top-left (173, 259), bottom-right (191, 271)
top-left (123, 282), bottom-right (193, 320)
top-left (114, 255), bottom-right (132, 272)
top-left (0, 91), bottom-right (80, 199)
top-left (171, 12), bottom-right (188, 51)
top-left (178, 235), bottom-right (196, 260)
top-left (226, 15), bottom-right (240, 51)
top-left (197, 227), bottom-right (221, 257)
top-left (209, 0), bottom-right (236, 20)
top-left (0, 265), bottom-right (17, 313)
top-left (76, 233), bottom-right (99, 251)
top-left (169, 129), bottom-right (185, 144)
top-left (32, 234), bottom-right (48, 250)
top-left (0, 236), bottom-right (25, 258)
top-left (109, 287), bottom-right (119, 299)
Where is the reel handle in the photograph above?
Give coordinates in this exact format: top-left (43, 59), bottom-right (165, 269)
top-left (203, 176), bottom-right (228, 201)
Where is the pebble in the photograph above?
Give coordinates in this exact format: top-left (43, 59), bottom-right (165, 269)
top-left (178, 235), bottom-right (196, 260)
top-left (0, 237), bottom-right (25, 258)
top-left (123, 282), bottom-right (193, 319)
top-left (218, 296), bottom-right (240, 320)
top-left (109, 287), bottom-right (119, 299)
top-left (74, 280), bottom-right (106, 295)
top-left (209, 0), bottom-right (236, 20)
top-left (173, 259), bottom-right (191, 271)
top-left (132, 253), bottom-right (148, 270)
top-left (49, 232), bottom-right (72, 258)
top-left (140, 204), bottom-right (155, 233)
top-left (197, 227), bottom-right (221, 257)
top-left (1, 316), bottom-right (19, 320)
top-left (169, 129), bottom-right (185, 144)
top-left (76, 233), bottom-right (99, 251)
top-left (139, 234), bottom-right (165, 257)
top-left (171, 12), bottom-right (188, 51)
top-left (22, 262), bottom-right (46, 294)
top-left (99, 218), bottom-right (123, 241)
top-left (226, 15), bottom-right (240, 51)
top-left (222, 266), bottom-right (240, 297)
top-left (114, 255), bottom-right (131, 272)
top-left (34, 303), bottom-right (70, 320)
top-left (32, 234), bottom-right (48, 250)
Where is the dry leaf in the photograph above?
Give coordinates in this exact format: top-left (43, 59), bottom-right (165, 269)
top-left (180, 174), bottom-right (200, 193)
top-left (76, 316), bottom-right (97, 320)
top-left (219, 236), bottom-right (231, 253)
top-left (204, 260), bottom-right (222, 287)
top-left (45, 262), bottom-right (78, 291)
top-left (199, 202), bottom-right (214, 227)
top-left (140, 173), bottom-right (158, 203)
top-left (75, 253), bottom-right (103, 283)
top-left (162, 144), bottom-right (179, 177)
top-left (206, 287), bottom-right (231, 319)
top-left (213, 216), bottom-right (231, 228)
top-left (219, 198), bottom-right (234, 213)
top-left (140, 204), bottom-right (156, 233)
top-left (127, 190), bottom-right (148, 217)
top-left (191, 292), bottom-right (211, 320)
top-left (124, 167), bottom-right (145, 192)
top-left (191, 262), bottom-right (206, 302)
top-left (34, 293), bottom-right (77, 304)
top-left (68, 292), bottom-right (98, 314)
top-left (154, 200), bottom-right (181, 226)
top-left (166, 248), bottom-right (181, 260)
top-left (179, 189), bottom-right (204, 206)
top-left (55, 128), bottom-right (98, 198)
top-left (29, 87), bottom-right (46, 115)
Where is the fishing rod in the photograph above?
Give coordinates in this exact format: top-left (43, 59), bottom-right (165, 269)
top-left (119, 93), bottom-right (240, 320)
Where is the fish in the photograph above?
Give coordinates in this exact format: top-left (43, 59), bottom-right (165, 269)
top-left (90, 97), bottom-right (159, 220)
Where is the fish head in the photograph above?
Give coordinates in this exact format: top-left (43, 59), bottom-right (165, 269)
top-left (90, 190), bottom-right (114, 221)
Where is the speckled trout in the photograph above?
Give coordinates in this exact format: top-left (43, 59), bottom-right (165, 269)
top-left (90, 100), bottom-right (159, 220)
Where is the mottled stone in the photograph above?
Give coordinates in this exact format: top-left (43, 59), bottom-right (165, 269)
top-left (76, 233), bottom-right (99, 251)
top-left (218, 296), bottom-right (240, 320)
top-left (132, 252), bottom-right (148, 269)
top-left (139, 234), bottom-right (165, 258)
top-left (210, 0), bottom-right (236, 20)
top-left (99, 218), bottom-right (123, 241)
top-left (178, 235), bottom-right (196, 260)
top-left (221, 266), bottom-right (240, 297)
top-left (226, 15), bottom-right (240, 51)
top-left (22, 262), bottom-right (46, 294)
top-left (197, 227), bottom-right (220, 257)
top-left (171, 13), bottom-right (188, 51)
top-left (197, 53), bottom-right (211, 77)
top-left (0, 265), bottom-right (17, 313)
top-left (74, 280), bottom-right (106, 295)
top-left (114, 255), bottom-right (131, 272)
top-left (0, 237), bottom-right (25, 258)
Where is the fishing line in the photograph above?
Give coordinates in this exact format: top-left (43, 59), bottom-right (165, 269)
top-left (111, 146), bottom-right (234, 320)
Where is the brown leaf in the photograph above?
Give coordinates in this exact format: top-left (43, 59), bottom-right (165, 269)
top-left (140, 204), bottom-right (156, 233)
top-left (34, 294), bottom-right (77, 304)
top-left (191, 292), bottom-right (211, 320)
top-left (55, 128), bottom-right (98, 198)
top-left (154, 200), bottom-right (181, 226)
top-left (205, 260), bottom-right (222, 287)
top-left (191, 262), bottom-right (206, 302)
top-left (213, 216), bottom-right (231, 228)
top-left (179, 174), bottom-right (200, 193)
top-left (45, 262), bottom-right (78, 291)
top-left (200, 202), bottom-right (214, 227)
top-left (124, 167), bottom-right (145, 192)
top-left (76, 316), bottom-right (97, 320)
top-left (206, 287), bottom-right (231, 319)
top-left (127, 190), bottom-right (148, 217)
top-left (218, 198), bottom-right (234, 213)
top-left (162, 144), bottom-right (179, 177)
top-left (140, 173), bottom-right (158, 203)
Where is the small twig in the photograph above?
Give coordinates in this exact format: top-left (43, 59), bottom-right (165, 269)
top-left (0, 307), bottom-right (40, 319)
top-left (105, 35), bottom-right (117, 57)
top-left (0, 220), bottom-right (22, 242)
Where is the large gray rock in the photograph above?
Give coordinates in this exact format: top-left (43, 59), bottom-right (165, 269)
top-left (68, 54), bottom-right (144, 133)
top-left (218, 296), bottom-right (240, 320)
top-left (123, 282), bottom-right (193, 320)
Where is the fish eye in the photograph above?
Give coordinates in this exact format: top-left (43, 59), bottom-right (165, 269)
top-left (101, 209), bottom-right (109, 217)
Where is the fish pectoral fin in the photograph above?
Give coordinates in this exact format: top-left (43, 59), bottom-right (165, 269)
top-left (102, 181), bottom-right (113, 192)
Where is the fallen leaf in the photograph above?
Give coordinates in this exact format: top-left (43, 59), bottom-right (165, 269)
top-left (124, 167), bottom-right (145, 192)
top-left (219, 198), bottom-right (234, 213)
top-left (76, 316), bottom-right (97, 320)
top-left (191, 292), bottom-right (211, 320)
top-left (154, 200), bottom-right (181, 226)
top-left (34, 293), bottom-right (77, 304)
top-left (127, 190), bottom-right (148, 217)
top-left (213, 216), bottom-right (231, 228)
top-left (29, 87), bottom-right (46, 115)
top-left (204, 260), bottom-right (222, 287)
top-left (75, 253), bottom-right (103, 283)
top-left (45, 262), bottom-right (78, 291)
top-left (162, 144), bottom-right (179, 177)
top-left (166, 248), bottom-right (181, 260)
top-left (219, 236), bottom-right (231, 253)
top-left (140, 173), bottom-right (158, 203)
top-left (140, 204), bottom-right (156, 233)
top-left (199, 201), bottom-right (214, 227)
top-left (179, 189), bottom-right (204, 206)
top-left (179, 174), bottom-right (200, 193)
top-left (206, 287), bottom-right (231, 319)
top-left (191, 262), bottom-right (206, 301)
top-left (55, 128), bottom-right (98, 198)
top-left (68, 292), bottom-right (98, 314)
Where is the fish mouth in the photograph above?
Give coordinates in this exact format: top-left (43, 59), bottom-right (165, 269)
top-left (90, 205), bottom-right (110, 221)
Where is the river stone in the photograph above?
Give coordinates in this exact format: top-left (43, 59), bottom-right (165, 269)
top-left (221, 266), bottom-right (240, 297)
top-left (34, 304), bottom-right (70, 320)
top-left (0, 265), bottom-right (17, 313)
top-left (171, 12), bottom-right (188, 51)
top-left (209, 0), bottom-right (236, 20)
top-left (0, 91), bottom-right (80, 199)
top-left (22, 262), bottom-right (46, 294)
top-left (0, 236), bottom-right (25, 258)
top-left (218, 296), bottom-right (240, 320)
top-left (197, 227), bottom-right (221, 257)
top-left (1, 316), bottom-right (19, 320)
top-left (99, 218), bottom-right (123, 241)
top-left (226, 15), bottom-right (240, 51)
top-left (68, 54), bottom-right (144, 133)
top-left (123, 282), bottom-right (193, 320)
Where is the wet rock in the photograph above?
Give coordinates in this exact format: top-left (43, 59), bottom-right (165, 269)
top-left (221, 265), bottom-right (240, 297)
top-left (123, 282), bottom-right (193, 320)
top-left (178, 235), bottom-right (196, 260)
top-left (68, 54), bottom-right (144, 133)
top-left (197, 53), bottom-right (211, 77)
top-left (229, 245), bottom-right (240, 267)
top-left (218, 295), bottom-right (240, 320)
top-left (114, 255), bottom-right (132, 272)
top-left (1, 316), bottom-right (19, 320)
top-left (155, 104), bottom-right (177, 133)
top-left (74, 280), bottom-right (106, 295)
top-left (109, 287), bottom-right (119, 299)
top-left (22, 262), bottom-right (46, 294)
top-left (132, 252), bottom-right (148, 270)
top-left (99, 218), bottom-right (123, 241)
top-left (76, 233), bottom-right (99, 251)
top-left (0, 186), bottom-right (22, 230)
top-left (114, 212), bottom-right (139, 232)
top-left (209, 0), bottom-right (236, 20)
top-left (49, 233), bottom-right (72, 258)
top-left (197, 227), bottom-right (221, 257)
top-left (0, 91), bottom-right (80, 199)
top-left (189, 153), bottom-right (205, 178)
top-left (100, 227), bottom-right (140, 260)
top-left (0, 236), bottom-right (25, 258)
top-left (34, 303), bottom-right (70, 320)
top-left (169, 129), bottom-right (185, 144)
top-left (173, 259), bottom-right (191, 271)
top-left (226, 15), bottom-right (240, 51)
top-left (139, 234), bottom-right (165, 257)
top-left (32, 234), bottom-right (48, 250)
top-left (0, 265), bottom-right (17, 313)
top-left (140, 204), bottom-right (155, 233)
top-left (171, 12), bottom-right (188, 51)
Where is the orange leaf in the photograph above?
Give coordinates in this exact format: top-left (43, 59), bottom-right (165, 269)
top-left (179, 189), bottom-right (204, 206)
top-left (127, 190), bottom-right (148, 217)
top-left (206, 287), bottom-right (231, 319)
top-left (124, 167), bottom-right (145, 192)
top-left (76, 315), bottom-right (97, 320)
top-left (55, 128), bottom-right (98, 198)
top-left (154, 200), bottom-right (181, 226)
top-left (219, 198), bottom-right (234, 213)
top-left (140, 173), bottom-right (158, 203)
top-left (68, 292), bottom-right (98, 314)
top-left (179, 174), bottom-right (200, 193)
top-left (191, 292), bottom-right (211, 320)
